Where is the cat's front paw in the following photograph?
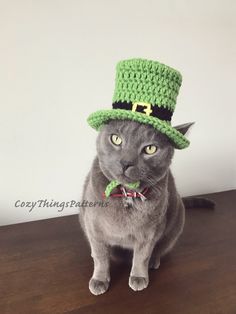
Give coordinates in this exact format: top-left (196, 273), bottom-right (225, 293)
top-left (89, 278), bottom-right (109, 295)
top-left (129, 276), bottom-right (149, 291)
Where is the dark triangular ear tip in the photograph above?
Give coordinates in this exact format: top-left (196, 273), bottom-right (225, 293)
top-left (175, 122), bottom-right (195, 129)
top-left (187, 121), bottom-right (195, 127)
top-left (174, 122), bottom-right (195, 136)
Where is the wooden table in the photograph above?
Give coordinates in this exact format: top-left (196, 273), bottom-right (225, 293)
top-left (1, 190), bottom-right (236, 314)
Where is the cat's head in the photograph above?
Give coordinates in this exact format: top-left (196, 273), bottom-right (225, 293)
top-left (96, 120), bottom-right (193, 188)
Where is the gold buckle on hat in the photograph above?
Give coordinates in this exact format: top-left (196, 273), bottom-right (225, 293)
top-left (132, 102), bottom-right (153, 116)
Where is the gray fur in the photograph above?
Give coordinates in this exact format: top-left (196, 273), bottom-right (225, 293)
top-left (79, 120), bottom-right (193, 295)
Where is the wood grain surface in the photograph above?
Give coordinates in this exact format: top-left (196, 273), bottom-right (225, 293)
top-left (0, 190), bottom-right (235, 314)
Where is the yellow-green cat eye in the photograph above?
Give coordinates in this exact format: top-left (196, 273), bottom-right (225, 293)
top-left (111, 134), bottom-right (122, 146)
top-left (144, 145), bottom-right (157, 155)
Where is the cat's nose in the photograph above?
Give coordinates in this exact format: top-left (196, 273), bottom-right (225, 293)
top-left (120, 160), bottom-right (134, 172)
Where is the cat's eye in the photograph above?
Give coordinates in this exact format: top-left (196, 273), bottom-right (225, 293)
top-left (111, 134), bottom-right (122, 146)
top-left (144, 145), bottom-right (157, 155)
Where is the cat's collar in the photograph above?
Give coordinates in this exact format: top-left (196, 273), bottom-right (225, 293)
top-left (102, 186), bottom-right (149, 201)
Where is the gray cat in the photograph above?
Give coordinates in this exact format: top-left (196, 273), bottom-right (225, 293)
top-left (79, 119), bottom-right (211, 295)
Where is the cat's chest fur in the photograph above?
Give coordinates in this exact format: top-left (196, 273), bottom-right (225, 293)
top-left (84, 183), bottom-right (168, 248)
top-left (81, 157), bottom-right (170, 248)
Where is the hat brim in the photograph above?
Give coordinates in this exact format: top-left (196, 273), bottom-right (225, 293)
top-left (87, 109), bottom-right (190, 149)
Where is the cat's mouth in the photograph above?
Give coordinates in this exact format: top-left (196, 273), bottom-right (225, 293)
top-left (99, 160), bottom-right (141, 186)
top-left (116, 173), bottom-right (140, 185)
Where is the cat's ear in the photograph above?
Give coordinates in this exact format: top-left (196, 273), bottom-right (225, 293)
top-left (173, 122), bottom-right (195, 135)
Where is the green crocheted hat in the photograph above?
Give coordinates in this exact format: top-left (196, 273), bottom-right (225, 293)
top-left (87, 58), bottom-right (190, 149)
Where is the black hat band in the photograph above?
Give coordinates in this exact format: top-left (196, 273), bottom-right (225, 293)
top-left (112, 101), bottom-right (173, 121)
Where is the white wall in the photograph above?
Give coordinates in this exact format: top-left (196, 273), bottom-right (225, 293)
top-left (1, 0), bottom-right (235, 226)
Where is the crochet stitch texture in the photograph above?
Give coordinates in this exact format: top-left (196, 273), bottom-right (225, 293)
top-left (104, 180), bottom-right (140, 198)
top-left (113, 59), bottom-right (182, 111)
top-left (87, 58), bottom-right (190, 149)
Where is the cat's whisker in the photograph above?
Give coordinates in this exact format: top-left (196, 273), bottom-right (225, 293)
top-left (145, 176), bottom-right (162, 193)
